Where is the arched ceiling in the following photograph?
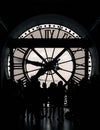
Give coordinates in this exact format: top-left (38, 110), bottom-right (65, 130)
top-left (0, 0), bottom-right (100, 44)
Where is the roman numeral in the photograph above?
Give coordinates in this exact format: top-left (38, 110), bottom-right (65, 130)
top-left (14, 72), bottom-right (25, 77)
top-left (20, 76), bottom-right (27, 83)
top-left (75, 72), bottom-right (84, 76)
top-left (62, 33), bottom-right (72, 39)
top-left (56, 29), bottom-right (60, 38)
top-left (76, 68), bottom-right (85, 70)
top-left (13, 63), bottom-right (23, 69)
top-left (73, 75), bottom-right (81, 82)
top-left (45, 30), bottom-right (55, 38)
top-left (39, 28), bottom-right (43, 38)
top-left (30, 34), bottom-right (34, 38)
top-left (75, 56), bottom-right (85, 61)
top-left (72, 48), bottom-right (83, 54)
top-left (17, 48), bottom-right (26, 54)
top-left (13, 56), bottom-right (23, 61)
top-left (76, 63), bottom-right (85, 67)
top-left (76, 63), bottom-right (85, 70)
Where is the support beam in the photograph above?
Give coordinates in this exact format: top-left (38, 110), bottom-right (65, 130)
top-left (7, 38), bottom-right (92, 48)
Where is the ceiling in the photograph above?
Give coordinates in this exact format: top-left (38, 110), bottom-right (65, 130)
top-left (0, 1), bottom-right (100, 43)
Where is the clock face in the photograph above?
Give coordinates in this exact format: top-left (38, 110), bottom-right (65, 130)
top-left (8, 16), bottom-right (92, 87)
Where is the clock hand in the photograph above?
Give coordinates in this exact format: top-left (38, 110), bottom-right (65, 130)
top-left (52, 48), bottom-right (66, 62)
top-left (31, 59), bottom-right (59, 79)
top-left (31, 60), bottom-right (68, 85)
top-left (32, 48), bottom-right (47, 63)
top-left (26, 59), bottom-right (44, 66)
top-left (31, 67), bottom-right (47, 80)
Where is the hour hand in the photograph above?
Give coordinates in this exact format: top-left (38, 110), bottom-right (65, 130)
top-left (26, 59), bottom-right (44, 66)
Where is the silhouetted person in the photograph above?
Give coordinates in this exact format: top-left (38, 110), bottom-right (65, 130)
top-left (17, 79), bottom-right (25, 129)
top-left (24, 81), bottom-right (32, 125)
top-left (30, 77), bottom-right (42, 128)
top-left (48, 82), bottom-right (57, 119)
top-left (41, 82), bottom-right (48, 117)
top-left (56, 80), bottom-right (65, 122)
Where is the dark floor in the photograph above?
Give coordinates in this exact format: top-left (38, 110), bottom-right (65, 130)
top-left (1, 106), bottom-right (99, 130)
top-left (24, 117), bottom-right (74, 130)
top-left (18, 107), bottom-right (79, 130)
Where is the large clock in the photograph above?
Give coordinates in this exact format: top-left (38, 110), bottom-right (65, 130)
top-left (7, 14), bottom-right (97, 87)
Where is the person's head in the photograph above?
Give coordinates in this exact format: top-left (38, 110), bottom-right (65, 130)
top-left (58, 80), bottom-right (63, 86)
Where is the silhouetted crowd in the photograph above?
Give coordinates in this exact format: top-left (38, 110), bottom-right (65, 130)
top-left (1, 77), bottom-right (66, 129)
top-left (1, 75), bottom-right (100, 130)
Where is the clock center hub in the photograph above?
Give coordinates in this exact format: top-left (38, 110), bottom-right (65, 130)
top-left (43, 57), bottom-right (59, 75)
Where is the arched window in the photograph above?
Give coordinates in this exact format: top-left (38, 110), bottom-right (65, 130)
top-left (5, 14), bottom-right (99, 87)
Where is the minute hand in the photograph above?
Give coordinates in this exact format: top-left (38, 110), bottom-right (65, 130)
top-left (32, 60), bottom-right (57, 79)
top-left (26, 59), bottom-right (44, 66)
top-left (52, 48), bottom-right (66, 62)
